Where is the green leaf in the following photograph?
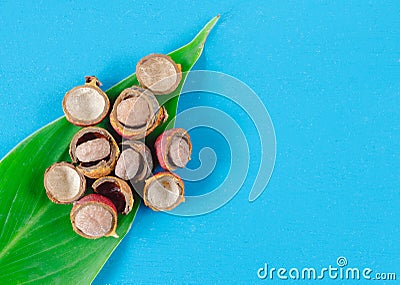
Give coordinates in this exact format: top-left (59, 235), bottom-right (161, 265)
top-left (0, 15), bottom-right (219, 285)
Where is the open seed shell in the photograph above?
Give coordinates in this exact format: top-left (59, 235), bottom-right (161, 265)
top-left (115, 140), bottom-right (153, 183)
top-left (62, 76), bottom-right (110, 126)
top-left (136, 54), bottom-right (182, 95)
top-left (93, 176), bottom-right (134, 215)
top-left (143, 172), bottom-right (185, 211)
top-left (44, 162), bottom-right (86, 204)
top-left (70, 194), bottom-right (118, 239)
top-left (155, 128), bottom-right (192, 171)
top-left (69, 127), bottom-right (120, 179)
top-left (110, 86), bottom-right (167, 139)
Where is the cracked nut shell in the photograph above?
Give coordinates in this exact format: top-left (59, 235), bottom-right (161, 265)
top-left (115, 140), bottom-right (153, 183)
top-left (155, 128), bottom-right (192, 171)
top-left (62, 76), bottom-right (110, 126)
top-left (136, 54), bottom-right (182, 95)
top-left (44, 162), bottom-right (86, 204)
top-left (69, 127), bottom-right (120, 179)
top-left (93, 176), bottom-right (134, 215)
top-left (70, 194), bottom-right (118, 239)
top-left (143, 172), bottom-right (185, 211)
top-left (110, 86), bottom-right (167, 140)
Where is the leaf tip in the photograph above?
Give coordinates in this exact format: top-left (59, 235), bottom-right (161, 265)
top-left (209, 14), bottom-right (220, 27)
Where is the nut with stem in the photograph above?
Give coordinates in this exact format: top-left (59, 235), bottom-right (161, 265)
top-left (70, 194), bottom-right (118, 239)
top-left (155, 128), bottom-right (192, 171)
top-left (69, 127), bottom-right (120, 179)
top-left (93, 176), bottom-right (134, 215)
top-left (115, 140), bottom-right (153, 183)
top-left (143, 172), bottom-right (185, 211)
top-left (136, 54), bottom-right (182, 95)
top-left (62, 76), bottom-right (110, 126)
top-left (110, 86), bottom-right (167, 140)
top-left (44, 162), bottom-right (86, 204)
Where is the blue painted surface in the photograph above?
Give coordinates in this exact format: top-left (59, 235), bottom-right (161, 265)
top-left (1, 1), bottom-right (399, 284)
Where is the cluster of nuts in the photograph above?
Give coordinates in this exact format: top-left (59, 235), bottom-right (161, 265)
top-left (44, 54), bottom-right (192, 239)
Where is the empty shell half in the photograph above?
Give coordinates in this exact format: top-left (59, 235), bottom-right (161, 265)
top-left (62, 76), bottom-right (110, 126)
top-left (69, 127), bottom-right (120, 179)
top-left (136, 54), bottom-right (182, 95)
top-left (110, 86), bottom-right (167, 140)
top-left (143, 172), bottom-right (185, 211)
top-left (44, 162), bottom-right (86, 204)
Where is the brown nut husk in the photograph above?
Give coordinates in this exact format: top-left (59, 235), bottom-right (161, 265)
top-left (110, 86), bottom-right (167, 140)
top-left (44, 162), bottom-right (86, 204)
top-left (62, 76), bottom-right (110, 126)
top-left (70, 194), bottom-right (118, 239)
top-left (136, 54), bottom-right (182, 95)
top-left (93, 176), bottom-right (134, 215)
top-left (155, 128), bottom-right (192, 171)
top-left (143, 172), bottom-right (185, 211)
top-left (69, 127), bottom-right (120, 179)
top-left (115, 140), bottom-right (153, 183)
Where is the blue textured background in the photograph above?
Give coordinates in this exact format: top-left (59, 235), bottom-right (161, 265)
top-left (1, 1), bottom-right (399, 284)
